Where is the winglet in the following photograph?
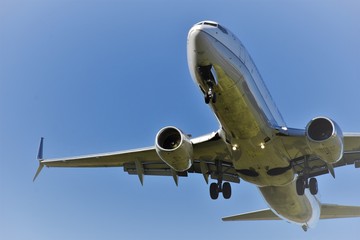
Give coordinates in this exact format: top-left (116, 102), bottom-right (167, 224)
top-left (37, 137), bottom-right (44, 160)
top-left (33, 138), bottom-right (45, 182)
top-left (33, 162), bottom-right (44, 182)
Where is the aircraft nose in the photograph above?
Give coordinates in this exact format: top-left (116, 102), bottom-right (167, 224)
top-left (187, 27), bottom-right (213, 54)
top-left (187, 21), bottom-right (221, 72)
top-left (187, 28), bottom-right (212, 66)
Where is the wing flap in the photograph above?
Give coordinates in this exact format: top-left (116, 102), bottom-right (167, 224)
top-left (222, 209), bottom-right (281, 221)
top-left (124, 160), bottom-right (240, 183)
top-left (320, 204), bottom-right (360, 219)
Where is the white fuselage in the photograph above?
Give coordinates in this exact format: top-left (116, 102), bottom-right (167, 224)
top-left (187, 21), bottom-right (320, 229)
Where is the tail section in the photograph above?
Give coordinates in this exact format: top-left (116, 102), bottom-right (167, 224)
top-left (222, 204), bottom-right (360, 225)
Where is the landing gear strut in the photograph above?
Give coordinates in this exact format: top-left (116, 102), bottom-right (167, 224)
top-left (209, 160), bottom-right (232, 200)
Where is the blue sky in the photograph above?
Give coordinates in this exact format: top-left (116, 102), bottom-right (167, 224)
top-left (1, 0), bottom-right (360, 239)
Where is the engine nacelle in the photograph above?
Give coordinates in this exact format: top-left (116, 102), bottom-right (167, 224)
top-left (306, 117), bottom-right (344, 164)
top-left (155, 126), bottom-right (193, 172)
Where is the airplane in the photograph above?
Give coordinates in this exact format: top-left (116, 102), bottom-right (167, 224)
top-left (34, 20), bottom-right (360, 231)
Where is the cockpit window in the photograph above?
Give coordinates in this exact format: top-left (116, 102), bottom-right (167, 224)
top-left (218, 25), bottom-right (228, 34)
top-left (202, 22), bottom-right (228, 34)
top-left (204, 22), bottom-right (218, 27)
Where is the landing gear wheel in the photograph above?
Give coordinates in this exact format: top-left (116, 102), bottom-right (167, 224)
top-left (222, 182), bottom-right (231, 199)
top-left (205, 88), bottom-right (216, 104)
top-left (309, 178), bottom-right (318, 195)
top-left (296, 178), bottom-right (305, 196)
top-left (210, 182), bottom-right (219, 200)
top-left (212, 92), bottom-right (217, 103)
top-left (205, 95), bottom-right (210, 104)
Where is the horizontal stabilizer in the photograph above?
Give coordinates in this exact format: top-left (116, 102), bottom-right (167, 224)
top-left (222, 209), bottom-right (281, 221)
top-left (222, 204), bottom-right (360, 222)
top-left (321, 204), bottom-right (360, 219)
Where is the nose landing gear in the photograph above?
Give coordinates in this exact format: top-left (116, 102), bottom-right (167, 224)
top-left (205, 88), bottom-right (217, 104)
top-left (197, 65), bottom-right (218, 104)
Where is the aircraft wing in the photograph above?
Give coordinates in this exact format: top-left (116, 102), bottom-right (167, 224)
top-left (34, 132), bottom-right (240, 185)
top-left (279, 129), bottom-right (360, 178)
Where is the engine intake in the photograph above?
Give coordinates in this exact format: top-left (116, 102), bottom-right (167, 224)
top-left (155, 126), bottom-right (193, 172)
top-left (306, 117), bottom-right (344, 164)
top-left (307, 118), bottom-right (334, 141)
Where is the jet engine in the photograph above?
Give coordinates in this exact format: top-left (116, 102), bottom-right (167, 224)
top-left (306, 117), bottom-right (344, 164)
top-left (155, 126), bottom-right (193, 172)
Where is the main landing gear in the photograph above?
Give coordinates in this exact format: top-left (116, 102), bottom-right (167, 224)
top-left (209, 160), bottom-right (232, 200)
top-left (296, 177), bottom-right (318, 196)
top-left (197, 65), bottom-right (217, 104)
top-left (210, 181), bottom-right (232, 200)
top-left (296, 156), bottom-right (318, 196)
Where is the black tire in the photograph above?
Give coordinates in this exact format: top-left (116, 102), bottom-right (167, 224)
top-left (222, 182), bottom-right (231, 199)
top-left (309, 178), bottom-right (318, 195)
top-left (212, 92), bottom-right (217, 103)
top-left (296, 178), bottom-right (305, 196)
top-left (210, 182), bottom-right (219, 200)
top-left (205, 95), bottom-right (210, 104)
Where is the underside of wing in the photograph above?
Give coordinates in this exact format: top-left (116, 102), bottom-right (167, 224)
top-left (279, 129), bottom-right (360, 178)
top-left (222, 209), bottom-right (281, 221)
top-left (35, 132), bottom-right (240, 184)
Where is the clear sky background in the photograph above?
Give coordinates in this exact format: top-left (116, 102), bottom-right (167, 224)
top-left (1, 0), bottom-right (360, 239)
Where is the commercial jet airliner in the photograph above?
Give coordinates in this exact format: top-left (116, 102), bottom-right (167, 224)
top-left (34, 21), bottom-right (360, 231)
